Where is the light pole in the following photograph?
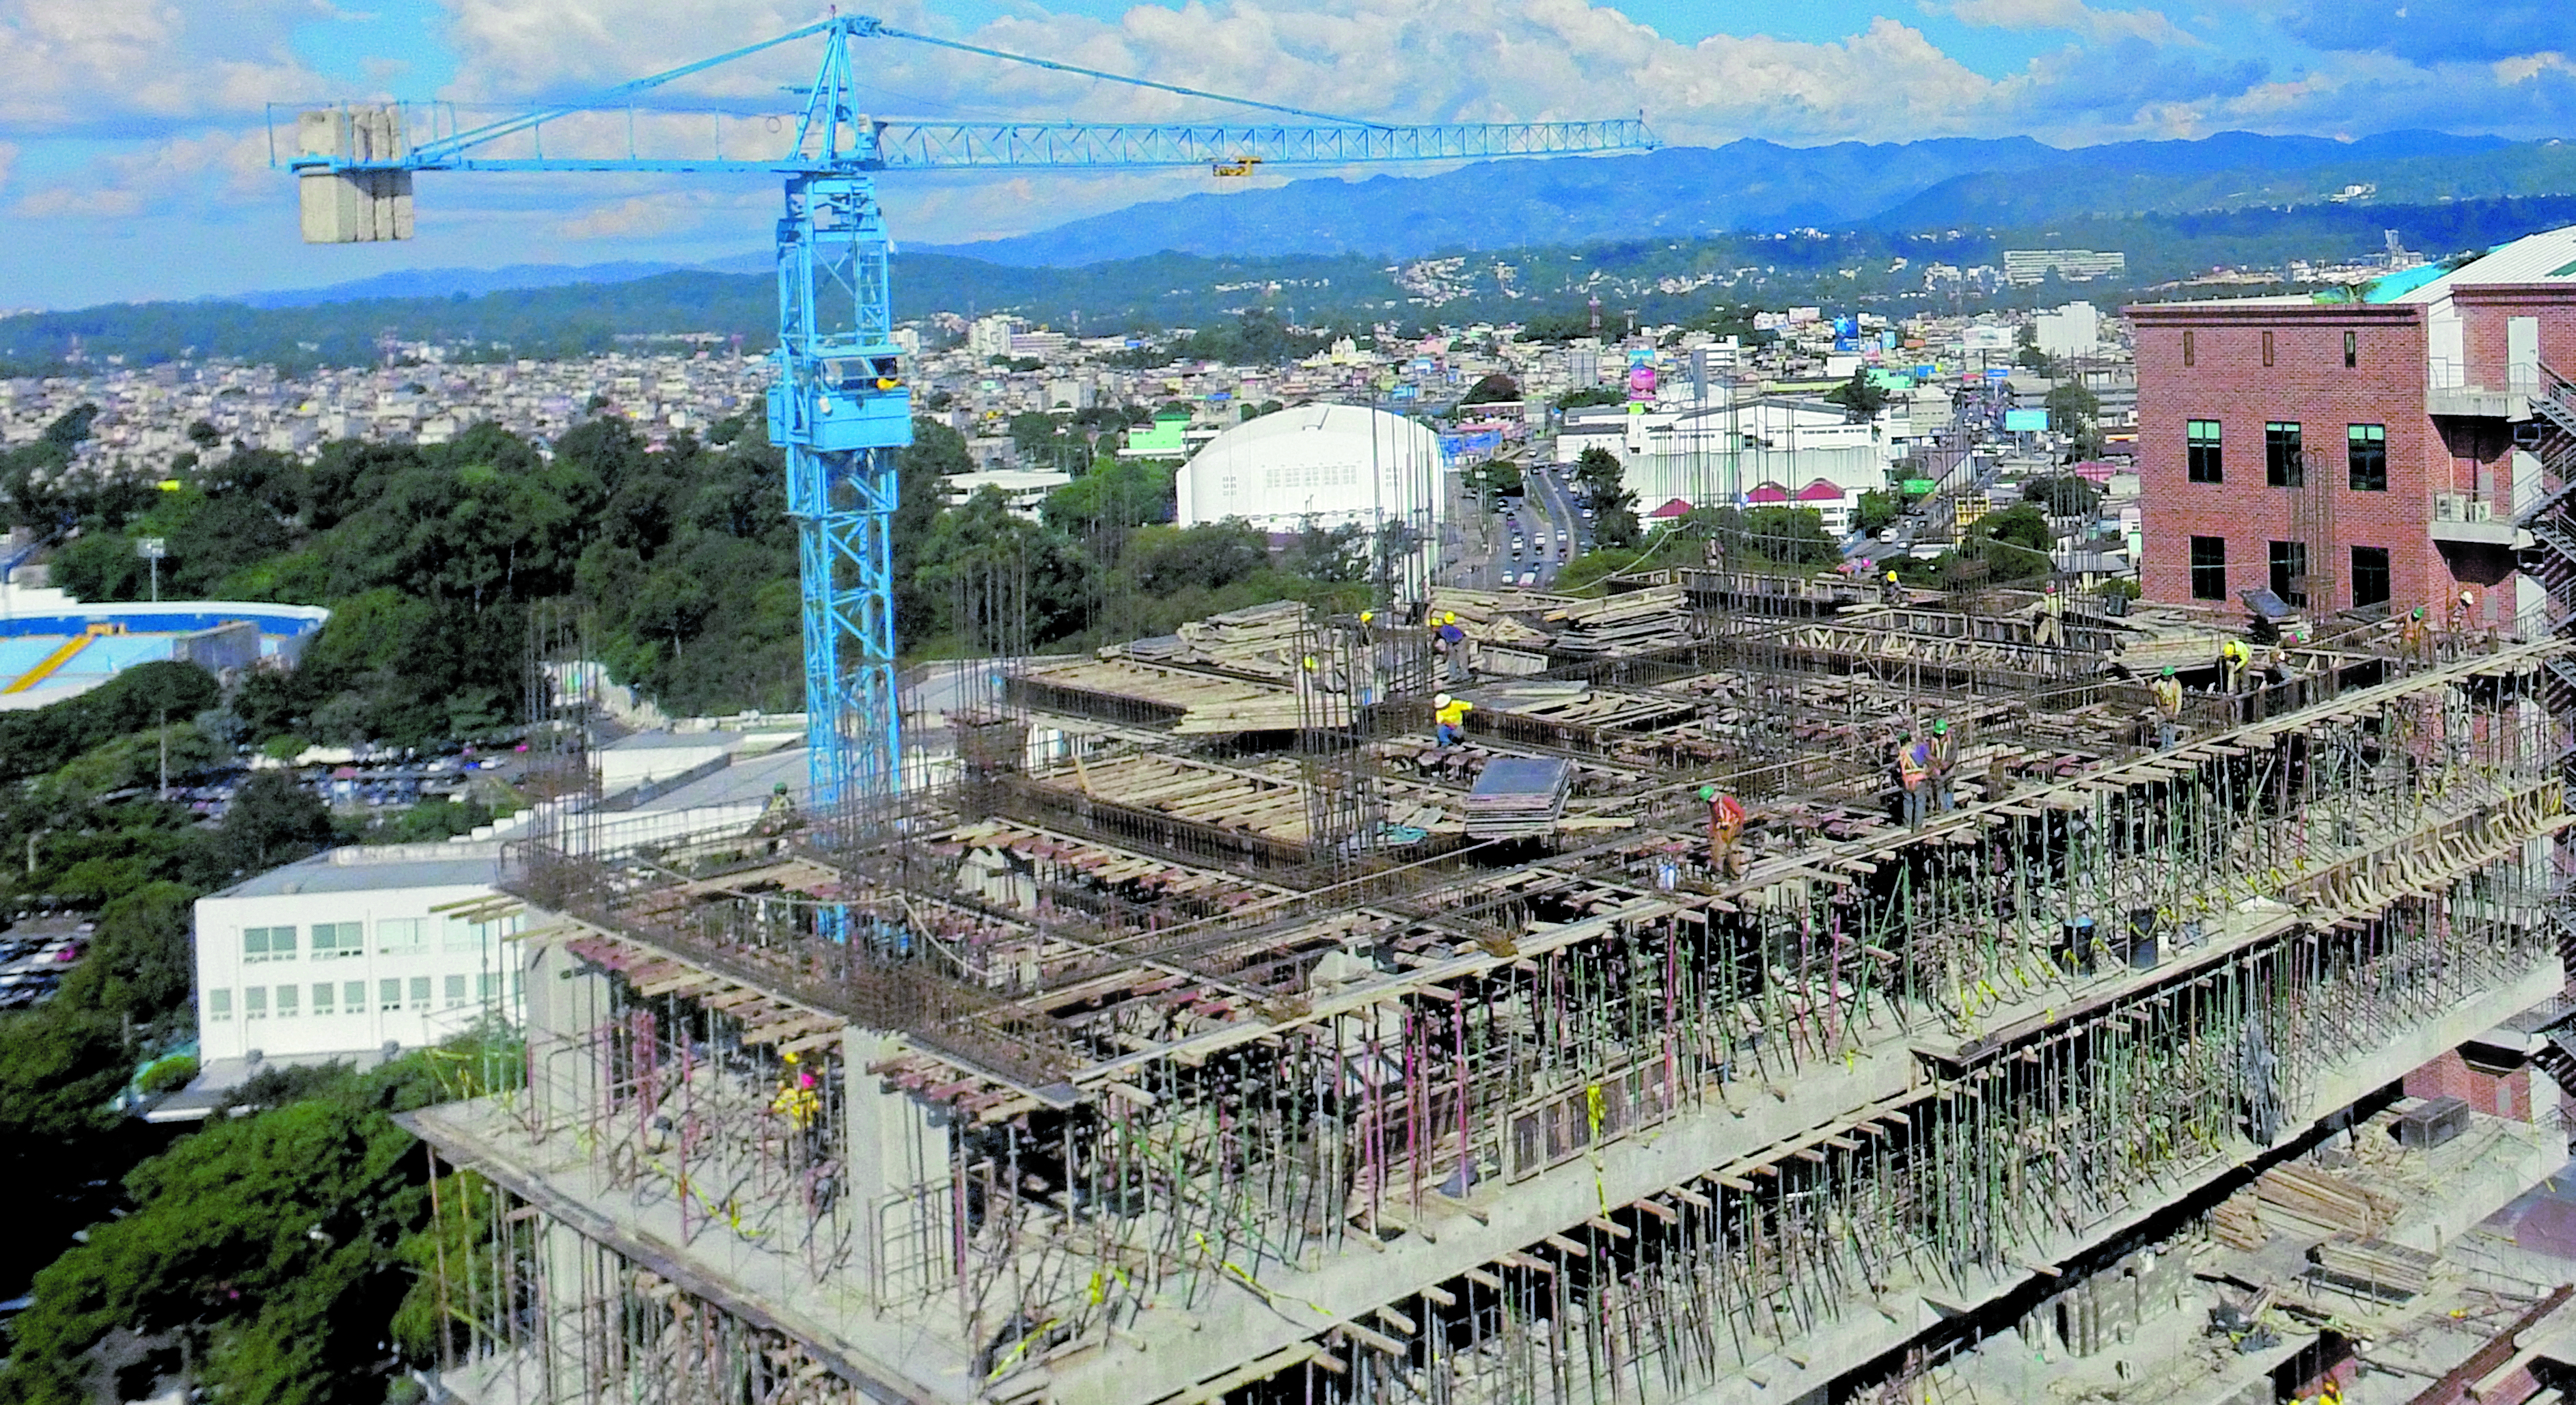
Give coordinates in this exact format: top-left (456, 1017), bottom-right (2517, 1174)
top-left (136, 537), bottom-right (167, 603)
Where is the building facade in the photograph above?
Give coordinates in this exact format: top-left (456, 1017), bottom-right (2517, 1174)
top-left (2130, 223), bottom-right (2576, 632)
top-left (194, 843), bottom-right (523, 1065)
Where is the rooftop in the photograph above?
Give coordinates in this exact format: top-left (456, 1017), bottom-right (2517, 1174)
top-left (217, 842), bottom-right (504, 899)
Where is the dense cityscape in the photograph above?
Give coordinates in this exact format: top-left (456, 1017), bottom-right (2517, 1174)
top-left (14, 5), bottom-right (2576, 1405)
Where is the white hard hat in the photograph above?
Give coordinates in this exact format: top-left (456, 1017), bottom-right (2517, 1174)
top-left (1435, 693), bottom-right (1453, 707)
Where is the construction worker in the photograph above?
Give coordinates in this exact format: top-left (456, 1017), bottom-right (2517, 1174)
top-left (2151, 666), bottom-right (2184, 750)
top-left (1702, 785), bottom-right (1746, 877)
top-left (1881, 568), bottom-right (1904, 605)
top-left (1433, 692), bottom-right (1472, 746)
top-left (2450, 586), bottom-right (2480, 633)
top-left (2397, 605), bottom-right (2430, 663)
top-left (771, 1050), bottom-right (821, 1128)
top-left (1893, 728), bottom-right (1930, 828)
top-left (2033, 582), bottom-right (2066, 647)
top-left (1926, 718), bottom-right (1958, 813)
top-left (2220, 637), bottom-right (2252, 693)
top-left (1433, 611), bottom-right (1469, 682)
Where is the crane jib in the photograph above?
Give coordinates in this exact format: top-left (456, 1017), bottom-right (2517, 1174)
top-left (275, 18), bottom-right (1657, 827)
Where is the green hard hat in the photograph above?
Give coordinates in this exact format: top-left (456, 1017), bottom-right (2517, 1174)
top-left (2161, 666), bottom-right (2175, 677)
top-left (1699, 785), bottom-right (1718, 802)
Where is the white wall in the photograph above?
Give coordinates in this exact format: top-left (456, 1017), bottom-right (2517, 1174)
top-left (196, 879), bottom-right (524, 1062)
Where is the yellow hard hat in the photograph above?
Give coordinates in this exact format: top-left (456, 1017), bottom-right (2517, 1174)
top-left (1885, 571), bottom-right (1898, 582)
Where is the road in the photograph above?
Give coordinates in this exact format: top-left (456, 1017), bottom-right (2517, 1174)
top-left (1444, 454), bottom-right (1596, 591)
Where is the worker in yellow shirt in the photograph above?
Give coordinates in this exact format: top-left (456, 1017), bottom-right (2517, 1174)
top-left (2220, 638), bottom-right (2251, 692)
top-left (1434, 692), bottom-right (1473, 746)
top-left (2151, 666), bottom-right (2184, 750)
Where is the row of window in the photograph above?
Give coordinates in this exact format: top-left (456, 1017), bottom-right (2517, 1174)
top-left (238, 916), bottom-right (517, 964)
top-left (2185, 420), bottom-right (2387, 491)
top-left (207, 972), bottom-right (509, 1020)
top-left (2182, 329), bottom-right (2361, 370)
top-left (2189, 537), bottom-right (2392, 608)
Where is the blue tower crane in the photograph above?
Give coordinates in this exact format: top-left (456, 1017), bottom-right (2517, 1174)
top-left (280, 16), bottom-right (1658, 828)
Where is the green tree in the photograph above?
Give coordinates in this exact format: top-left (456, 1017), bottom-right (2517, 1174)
top-left (1460, 372), bottom-right (1520, 405)
top-left (1552, 386), bottom-right (1623, 410)
top-left (1853, 489), bottom-right (1906, 538)
top-left (2044, 381), bottom-right (2105, 457)
top-left (2023, 473), bottom-right (2102, 519)
top-left (1968, 503), bottom-right (2057, 581)
top-left (1740, 506), bottom-right (1838, 566)
top-left (0, 1035), bottom-right (517, 1405)
top-left (214, 770), bottom-right (334, 879)
top-left (1823, 367), bottom-right (1889, 422)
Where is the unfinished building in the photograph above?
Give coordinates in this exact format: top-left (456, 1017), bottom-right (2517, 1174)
top-left (405, 574), bottom-right (2576, 1405)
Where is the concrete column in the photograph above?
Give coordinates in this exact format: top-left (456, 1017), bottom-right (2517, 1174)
top-left (843, 1028), bottom-right (953, 1307)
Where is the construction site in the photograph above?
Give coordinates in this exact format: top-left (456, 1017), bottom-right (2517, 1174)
top-left (398, 555), bottom-right (2576, 1405)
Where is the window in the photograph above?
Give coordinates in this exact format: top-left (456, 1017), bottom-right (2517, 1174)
top-left (2268, 541), bottom-right (2309, 608)
top-left (275, 983), bottom-right (299, 1018)
top-left (312, 982), bottom-right (334, 1015)
top-left (2183, 329), bottom-right (2196, 368)
top-left (245, 986), bottom-right (268, 1020)
top-left (409, 977), bottom-right (431, 1011)
top-left (2344, 330), bottom-right (2358, 369)
top-left (310, 922), bottom-right (364, 959)
top-left (344, 981), bottom-right (366, 1011)
top-left (2188, 420), bottom-right (2223, 483)
top-left (444, 917), bottom-right (481, 953)
top-left (208, 988), bottom-right (232, 1021)
top-left (380, 979), bottom-right (404, 1012)
top-left (2191, 536), bottom-right (2228, 601)
top-left (443, 974), bottom-right (467, 1009)
top-left (2262, 330), bottom-right (2275, 368)
top-left (376, 917), bottom-right (427, 954)
top-left (2348, 424), bottom-right (2387, 491)
top-left (2265, 422), bottom-right (2304, 488)
top-left (243, 925), bottom-right (296, 963)
top-left (478, 972), bottom-right (502, 1002)
top-left (2353, 547), bottom-right (2391, 608)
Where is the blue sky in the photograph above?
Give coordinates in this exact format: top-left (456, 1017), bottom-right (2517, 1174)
top-left (2, 0), bottom-right (2573, 309)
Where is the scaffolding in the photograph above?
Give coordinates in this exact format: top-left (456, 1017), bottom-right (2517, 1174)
top-left (422, 582), bottom-right (2576, 1405)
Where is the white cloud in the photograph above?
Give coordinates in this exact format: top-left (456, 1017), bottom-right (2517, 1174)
top-left (1941, 0), bottom-right (2201, 46)
top-left (553, 193), bottom-right (689, 239)
top-left (0, 0), bottom-right (323, 131)
top-left (428, 1), bottom-right (2006, 148)
top-left (11, 129), bottom-right (273, 221)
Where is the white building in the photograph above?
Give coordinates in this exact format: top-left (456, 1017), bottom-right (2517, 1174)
top-left (942, 467), bottom-right (1074, 520)
top-left (188, 739), bottom-right (818, 1092)
top-left (968, 315), bottom-right (1024, 359)
top-left (1176, 403), bottom-right (1447, 541)
top-left (2033, 302), bottom-right (2101, 358)
top-left (195, 843), bottom-right (524, 1070)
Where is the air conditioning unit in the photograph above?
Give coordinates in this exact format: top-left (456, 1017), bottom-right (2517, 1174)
top-left (2434, 492), bottom-right (2467, 521)
top-left (2465, 500), bottom-right (2495, 522)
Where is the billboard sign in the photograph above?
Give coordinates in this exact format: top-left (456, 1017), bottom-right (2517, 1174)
top-left (2003, 408), bottom-right (2049, 433)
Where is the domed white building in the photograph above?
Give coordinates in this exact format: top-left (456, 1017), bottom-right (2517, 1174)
top-left (1176, 405), bottom-right (1449, 547)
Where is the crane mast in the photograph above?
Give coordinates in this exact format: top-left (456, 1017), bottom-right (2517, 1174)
top-left (278, 16), bottom-right (1658, 836)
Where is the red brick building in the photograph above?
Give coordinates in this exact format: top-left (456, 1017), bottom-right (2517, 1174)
top-left (2128, 226), bottom-right (2576, 631)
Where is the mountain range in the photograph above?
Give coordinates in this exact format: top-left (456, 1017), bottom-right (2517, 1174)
top-left (198, 128), bottom-right (2573, 310)
top-left (918, 129), bottom-right (2528, 267)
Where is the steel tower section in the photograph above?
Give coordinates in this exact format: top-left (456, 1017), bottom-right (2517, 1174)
top-left (768, 174), bottom-right (906, 823)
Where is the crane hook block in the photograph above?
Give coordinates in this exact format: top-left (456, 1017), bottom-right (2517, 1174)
top-left (294, 107), bottom-right (415, 244)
